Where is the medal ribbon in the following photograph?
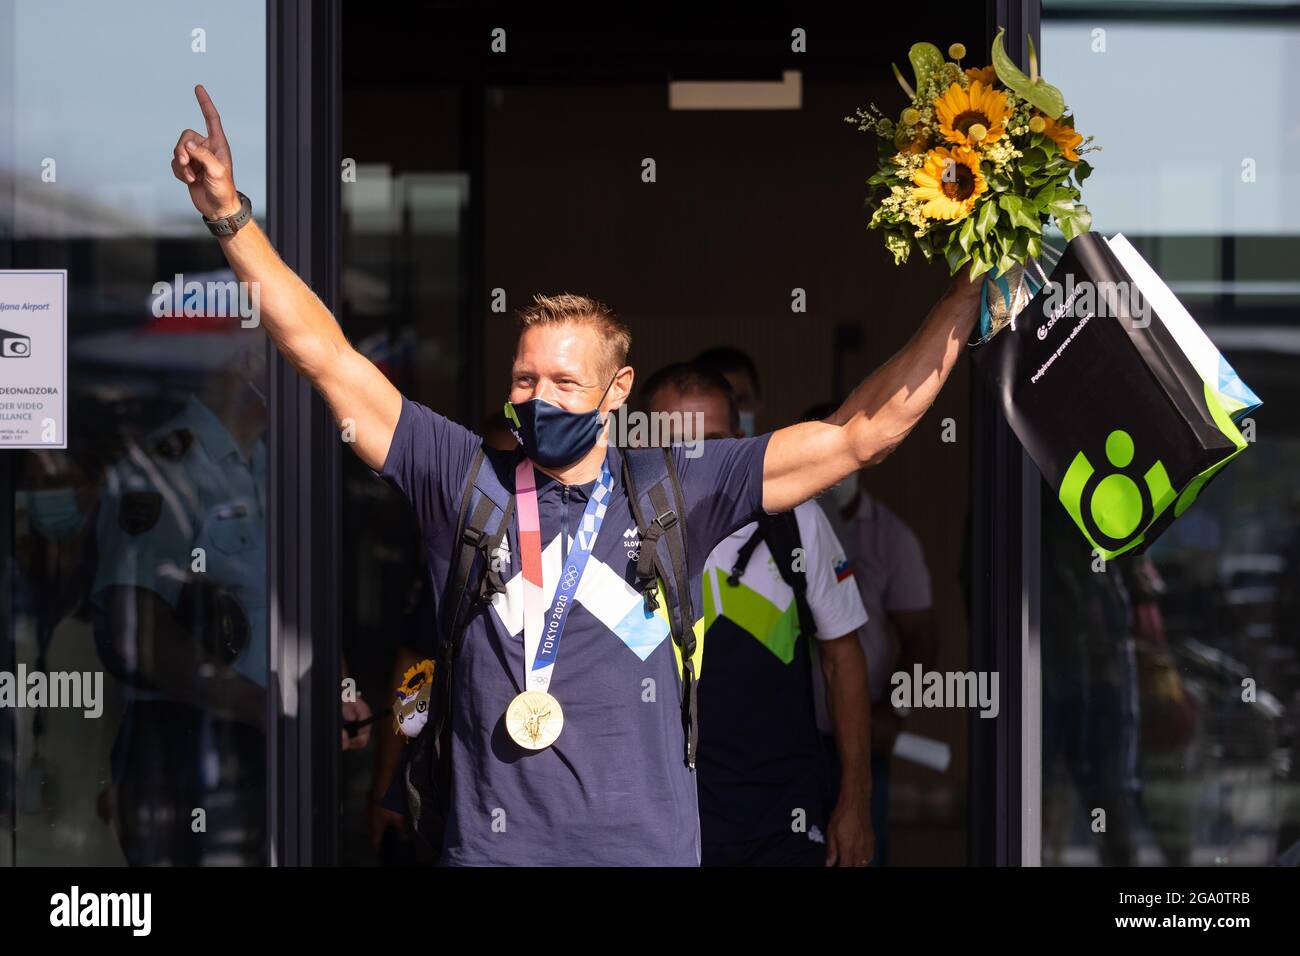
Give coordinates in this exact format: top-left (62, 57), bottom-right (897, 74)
top-left (514, 455), bottom-right (614, 695)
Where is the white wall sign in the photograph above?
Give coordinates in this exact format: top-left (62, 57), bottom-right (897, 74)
top-left (0, 270), bottom-right (68, 448)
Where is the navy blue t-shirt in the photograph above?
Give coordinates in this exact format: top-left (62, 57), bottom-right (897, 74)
top-left (380, 397), bottom-right (771, 865)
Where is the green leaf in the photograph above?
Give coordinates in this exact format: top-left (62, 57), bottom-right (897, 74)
top-left (1029, 183), bottom-right (1067, 212)
top-left (996, 252), bottom-right (1018, 277)
top-left (908, 42), bottom-right (946, 95)
top-left (969, 251), bottom-right (996, 279)
top-left (998, 194), bottom-right (1041, 233)
top-left (958, 214), bottom-right (977, 253)
top-left (1053, 199), bottom-right (1091, 242)
top-left (991, 27), bottom-right (1066, 119)
top-left (1074, 159), bottom-right (1093, 184)
top-left (987, 172), bottom-right (1012, 193)
top-left (945, 244), bottom-right (970, 274)
top-left (1027, 234), bottom-right (1042, 261)
top-left (1047, 198), bottom-right (1078, 221)
top-left (1023, 145), bottom-right (1051, 166)
top-left (1058, 215), bottom-right (1085, 243)
top-left (1010, 230), bottom-right (1030, 261)
top-left (1057, 203), bottom-right (1092, 240)
top-left (976, 200), bottom-right (998, 240)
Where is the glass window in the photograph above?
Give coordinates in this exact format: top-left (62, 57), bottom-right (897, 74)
top-left (1040, 2), bottom-right (1300, 865)
top-left (337, 76), bottom-right (468, 866)
top-left (1, 0), bottom-right (267, 865)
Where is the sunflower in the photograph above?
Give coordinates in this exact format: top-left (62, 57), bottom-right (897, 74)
top-left (1039, 115), bottom-right (1083, 162)
top-left (911, 146), bottom-right (987, 220)
top-left (934, 80), bottom-right (1009, 148)
top-left (965, 65), bottom-right (998, 86)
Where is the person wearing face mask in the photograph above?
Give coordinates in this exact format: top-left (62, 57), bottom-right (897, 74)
top-left (694, 346), bottom-right (764, 438)
top-left (169, 85), bottom-right (981, 865)
top-left (25, 487), bottom-right (89, 539)
top-left (642, 365), bottom-right (874, 867)
top-left (804, 404), bottom-right (938, 866)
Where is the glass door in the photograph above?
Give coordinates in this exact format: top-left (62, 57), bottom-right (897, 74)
top-left (0, 0), bottom-right (268, 865)
top-left (1038, 0), bottom-right (1300, 866)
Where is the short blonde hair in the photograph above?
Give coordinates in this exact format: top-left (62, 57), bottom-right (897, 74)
top-left (515, 293), bottom-right (631, 381)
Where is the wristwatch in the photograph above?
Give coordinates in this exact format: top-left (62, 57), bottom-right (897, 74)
top-left (203, 191), bottom-right (253, 237)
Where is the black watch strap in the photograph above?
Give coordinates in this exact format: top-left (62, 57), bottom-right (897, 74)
top-left (203, 192), bottom-right (253, 237)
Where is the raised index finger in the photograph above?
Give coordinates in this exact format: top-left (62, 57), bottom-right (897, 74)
top-left (194, 84), bottom-right (225, 141)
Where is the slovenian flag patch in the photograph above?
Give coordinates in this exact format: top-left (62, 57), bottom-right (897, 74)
top-left (834, 558), bottom-right (853, 583)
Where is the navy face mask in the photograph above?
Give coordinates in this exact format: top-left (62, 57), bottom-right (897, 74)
top-left (505, 376), bottom-right (615, 468)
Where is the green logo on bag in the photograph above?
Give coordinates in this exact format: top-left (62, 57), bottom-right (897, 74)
top-left (1058, 429), bottom-right (1176, 556)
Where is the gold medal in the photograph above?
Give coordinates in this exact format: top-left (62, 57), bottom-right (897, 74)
top-left (506, 690), bottom-right (564, 750)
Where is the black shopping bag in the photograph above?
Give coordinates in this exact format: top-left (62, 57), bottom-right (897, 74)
top-left (970, 231), bottom-right (1248, 559)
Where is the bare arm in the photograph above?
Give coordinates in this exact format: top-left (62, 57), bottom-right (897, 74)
top-left (171, 85), bottom-right (402, 471)
top-left (762, 270), bottom-right (982, 513)
top-left (818, 632), bottom-right (874, 866)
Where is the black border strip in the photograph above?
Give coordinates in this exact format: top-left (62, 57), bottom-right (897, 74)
top-left (266, 0), bottom-right (342, 867)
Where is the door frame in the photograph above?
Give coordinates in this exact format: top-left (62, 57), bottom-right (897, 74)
top-left (968, 0), bottom-right (1043, 867)
top-left (265, 0), bottom-right (343, 867)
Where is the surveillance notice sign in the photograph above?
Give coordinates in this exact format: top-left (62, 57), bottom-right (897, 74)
top-left (0, 270), bottom-right (67, 449)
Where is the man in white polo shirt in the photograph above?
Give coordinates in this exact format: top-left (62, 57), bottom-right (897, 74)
top-left (644, 367), bottom-right (873, 867)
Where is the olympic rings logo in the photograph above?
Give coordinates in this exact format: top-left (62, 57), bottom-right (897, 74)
top-left (561, 565), bottom-right (580, 589)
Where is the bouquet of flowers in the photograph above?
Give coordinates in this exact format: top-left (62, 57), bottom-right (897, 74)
top-left (847, 29), bottom-right (1096, 323)
top-left (848, 32), bottom-right (1261, 561)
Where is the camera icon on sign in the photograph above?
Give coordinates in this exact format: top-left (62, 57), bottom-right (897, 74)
top-left (1, 329), bottom-right (31, 358)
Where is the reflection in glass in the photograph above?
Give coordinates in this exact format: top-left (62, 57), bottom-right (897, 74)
top-left (1, 0), bottom-right (266, 865)
top-left (1040, 7), bottom-right (1300, 865)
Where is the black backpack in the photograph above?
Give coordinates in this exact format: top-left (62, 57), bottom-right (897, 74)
top-left (401, 444), bottom-right (696, 864)
top-left (726, 509), bottom-right (816, 642)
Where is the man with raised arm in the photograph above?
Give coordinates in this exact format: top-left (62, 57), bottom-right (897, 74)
top-left (171, 85), bottom-right (981, 865)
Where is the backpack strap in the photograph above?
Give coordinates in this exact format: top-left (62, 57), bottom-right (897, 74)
top-left (730, 510), bottom-right (817, 643)
top-left (443, 447), bottom-right (517, 654)
top-left (622, 446), bottom-right (699, 768)
top-left (432, 446), bottom-right (515, 800)
top-left (441, 448), bottom-right (488, 652)
top-left (624, 448), bottom-right (680, 614)
top-left (763, 510), bottom-right (817, 642)
top-left (726, 527), bottom-right (766, 586)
